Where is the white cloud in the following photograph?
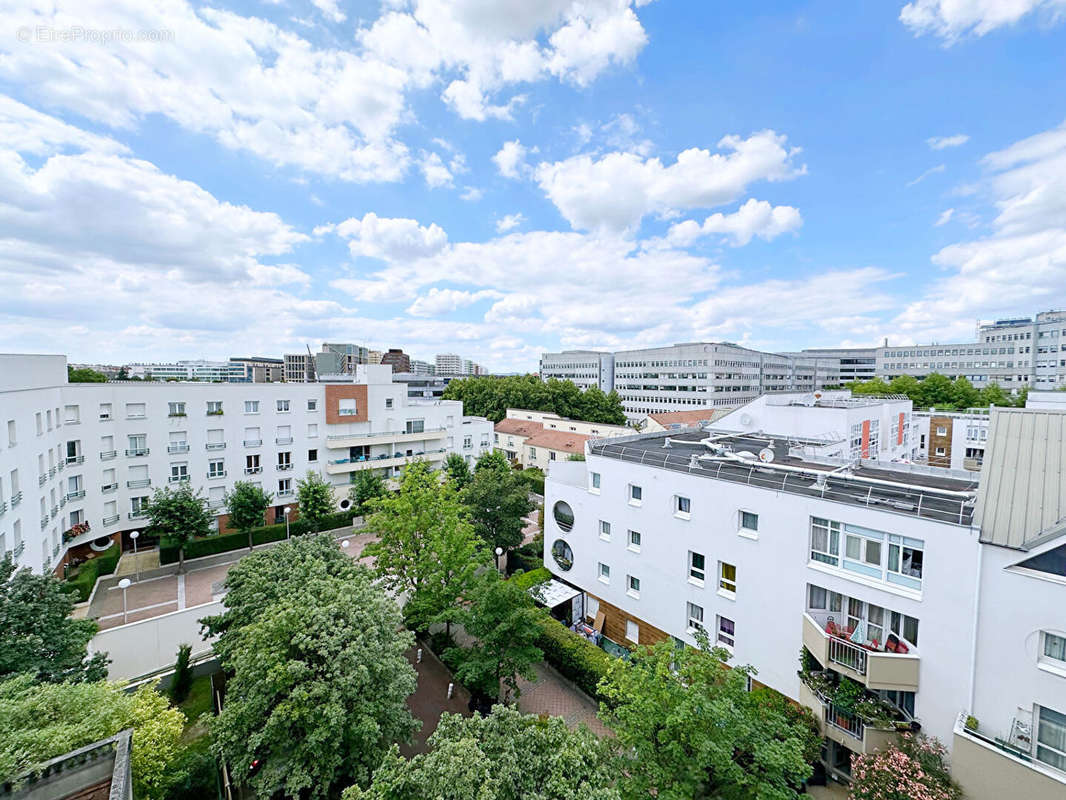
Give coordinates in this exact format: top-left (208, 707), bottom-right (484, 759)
top-left (0, 96), bottom-right (128, 156)
top-left (906, 163), bottom-right (946, 187)
top-left (927, 134), bottom-right (970, 150)
top-left (420, 151), bottom-right (454, 188)
top-left (311, 0), bottom-right (346, 23)
top-left (900, 0), bottom-right (1066, 42)
top-left (331, 212), bottom-right (449, 261)
top-left (534, 130), bottom-right (806, 232)
top-left (496, 213), bottom-right (526, 233)
top-left (665, 199), bottom-right (802, 247)
top-left (406, 288), bottom-right (502, 317)
top-left (493, 139), bottom-right (532, 178)
top-left (460, 186), bottom-right (484, 202)
top-left (935, 208), bottom-right (955, 226)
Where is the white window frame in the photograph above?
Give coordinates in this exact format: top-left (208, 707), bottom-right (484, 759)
top-left (675, 495), bottom-right (691, 519)
top-left (686, 602), bottom-right (704, 633)
top-left (625, 619), bottom-right (639, 643)
top-left (738, 510), bottom-right (758, 535)
top-left (628, 484), bottom-right (643, 506)
top-left (718, 561), bottom-right (737, 598)
top-left (716, 615), bottom-right (735, 650)
top-left (688, 551), bottom-right (706, 586)
top-left (1040, 632), bottom-right (1066, 677)
top-left (245, 400), bottom-right (260, 414)
top-left (598, 562), bottom-right (610, 584)
top-left (1036, 705), bottom-right (1066, 772)
top-left (599, 520), bottom-right (611, 541)
top-left (277, 399), bottom-right (290, 412)
top-left (627, 529), bottom-right (641, 553)
top-left (627, 574), bottom-right (640, 599)
top-left (589, 471), bottom-right (601, 493)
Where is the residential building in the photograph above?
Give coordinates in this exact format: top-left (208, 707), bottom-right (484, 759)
top-left (0, 354), bottom-right (490, 577)
top-left (380, 348), bottom-right (411, 373)
top-left (541, 394), bottom-right (1066, 797)
top-left (539, 350), bottom-right (615, 392)
top-left (228, 356), bottom-right (284, 383)
top-left (435, 353), bottom-right (484, 376)
top-left (493, 408), bottom-right (630, 468)
top-left (369, 350), bottom-right (384, 364)
top-left (393, 373), bottom-right (450, 400)
top-left (409, 359), bottom-right (434, 375)
top-left (912, 410), bottom-right (989, 472)
top-left (283, 344), bottom-right (369, 382)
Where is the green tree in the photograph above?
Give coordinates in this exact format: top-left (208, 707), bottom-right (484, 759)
top-left (117, 366), bottom-right (130, 379)
top-left (850, 733), bottom-right (961, 800)
top-left (144, 484), bottom-right (213, 574)
top-left (349, 469), bottom-right (388, 516)
top-left (296, 470), bottom-right (335, 531)
top-left (345, 706), bottom-right (620, 800)
top-left (1015, 385), bottom-right (1030, 407)
top-left (950, 376), bottom-right (979, 410)
top-left (980, 381), bottom-right (1011, 407)
top-left (0, 557), bottom-right (109, 683)
top-left (887, 374), bottom-right (921, 398)
top-left (442, 375), bottom-right (625, 424)
top-left (363, 463), bottom-right (488, 633)
top-left (169, 643), bottom-right (193, 704)
top-left (446, 572), bottom-right (544, 702)
top-left (224, 481), bottom-right (274, 550)
top-left (444, 452), bottom-right (473, 489)
top-left (462, 451), bottom-right (535, 553)
top-left (0, 675), bottom-right (186, 799)
top-left (67, 366), bottom-right (107, 382)
top-left (210, 551), bottom-right (418, 799)
top-left (597, 634), bottom-right (814, 800)
top-left (848, 378), bottom-right (891, 395)
top-left (916, 373), bottom-right (954, 408)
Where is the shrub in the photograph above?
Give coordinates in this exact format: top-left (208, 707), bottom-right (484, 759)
top-left (169, 644), bottom-right (193, 705)
top-left (64, 545), bottom-right (121, 602)
top-left (511, 567), bottom-right (551, 591)
top-left (517, 469), bottom-right (545, 496)
top-left (506, 535), bottom-right (543, 576)
top-left (534, 617), bottom-right (612, 701)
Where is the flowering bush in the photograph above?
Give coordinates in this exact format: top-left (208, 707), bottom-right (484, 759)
top-left (850, 733), bottom-right (963, 800)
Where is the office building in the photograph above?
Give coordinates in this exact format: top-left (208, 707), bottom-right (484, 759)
top-left (539, 350), bottom-right (615, 392)
top-left (125, 360), bottom-right (244, 382)
top-left (0, 354), bottom-right (491, 577)
top-left (541, 391), bottom-right (1066, 798)
top-left (380, 348), bottom-right (411, 373)
top-left (228, 356), bottom-right (284, 383)
top-left (409, 360), bottom-right (434, 375)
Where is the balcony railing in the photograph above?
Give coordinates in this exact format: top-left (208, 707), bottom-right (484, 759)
top-left (40, 517), bottom-right (49, 529)
top-left (102, 514), bottom-right (120, 525)
top-left (62, 522), bottom-right (91, 543)
top-left (278, 489), bottom-right (294, 496)
top-left (825, 702), bottom-right (865, 740)
top-left (57, 460), bottom-right (65, 471)
top-left (51, 505), bottom-right (58, 517)
top-left (38, 474), bottom-right (47, 487)
top-left (127, 479), bottom-right (152, 489)
top-left (128, 510), bottom-right (147, 519)
top-left (244, 466), bottom-right (262, 474)
top-left (243, 439), bottom-right (262, 447)
top-left (801, 612), bottom-right (920, 692)
top-left (277, 463), bottom-right (293, 471)
top-left (276, 437), bottom-right (293, 445)
top-left (338, 408), bottom-right (358, 416)
top-left (208, 470), bottom-right (227, 479)
top-left (101, 482), bottom-right (118, 493)
top-left (125, 448), bottom-right (150, 457)
top-left (167, 444), bottom-right (190, 454)
top-left (48, 466), bottom-right (56, 477)
top-left (66, 455), bottom-right (85, 465)
top-left (60, 495), bottom-right (67, 508)
top-left (13, 542), bottom-right (25, 557)
top-left (325, 426), bottom-right (447, 444)
top-left (829, 636), bottom-right (869, 675)
top-left (66, 490), bottom-right (86, 501)
top-left (11, 491), bottom-right (21, 507)
top-left (100, 450), bottom-right (117, 460)
top-left (206, 442), bottom-right (226, 450)
top-left (168, 475), bottom-right (189, 483)
top-left (0, 500), bottom-right (6, 517)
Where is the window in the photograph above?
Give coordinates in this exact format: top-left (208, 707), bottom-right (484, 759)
top-left (1043, 632), bottom-right (1066, 669)
top-left (551, 539), bottom-right (574, 570)
top-left (628, 530), bottom-right (641, 552)
top-left (739, 511), bottom-right (758, 533)
top-left (277, 400), bottom-right (290, 412)
top-left (126, 434), bottom-right (147, 456)
top-left (887, 536), bottom-right (924, 589)
top-left (464, 436), bottom-right (472, 449)
top-left (935, 447), bottom-right (946, 456)
top-left (276, 425), bottom-right (292, 444)
top-left (936, 426), bottom-right (947, 435)
top-left (170, 463), bottom-right (189, 482)
top-left (675, 496), bottom-right (691, 517)
top-left (245, 454), bottom-right (261, 474)
top-left (278, 478), bottom-right (292, 495)
top-left (688, 552), bottom-right (706, 584)
top-left (307, 399), bottom-right (317, 411)
top-left (278, 451), bottom-right (292, 469)
top-left (385, 398), bottom-right (393, 409)
top-left (553, 501), bottom-right (574, 532)
top-left (599, 520), bottom-right (611, 541)
top-left (307, 423), bottom-right (318, 438)
top-left (207, 401), bottom-right (223, 415)
top-left (687, 602), bottom-right (704, 632)
top-left (625, 620), bottom-right (639, 643)
top-left (244, 427), bottom-right (262, 446)
top-left (811, 517), bottom-right (841, 565)
top-left (98, 403), bottom-right (111, 421)
top-left (590, 472), bottom-right (600, 492)
top-left (598, 562), bottom-right (610, 583)
top-left (208, 459), bottom-right (225, 478)
top-left (64, 404), bottom-right (80, 424)
top-left (627, 575), bottom-right (641, 598)
top-left (130, 496), bottom-right (148, 514)
top-left (716, 615), bottom-right (735, 649)
top-left (126, 403), bottom-right (146, 419)
top-left (549, 451), bottom-right (556, 461)
top-left (1036, 706), bottom-right (1066, 772)
top-left (845, 530), bottom-right (882, 567)
top-left (308, 448), bottom-right (318, 463)
top-left (719, 562), bottom-right (737, 596)
top-left (629, 484), bottom-right (642, 505)
top-left (168, 402), bottom-right (186, 417)
top-left (245, 400), bottom-right (260, 414)
top-left (405, 419), bottom-right (424, 433)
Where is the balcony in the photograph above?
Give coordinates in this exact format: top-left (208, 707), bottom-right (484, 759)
top-left (128, 510), bottom-right (148, 519)
top-left (48, 467), bottom-right (55, 477)
top-left (127, 479), bottom-right (152, 489)
top-left (62, 521), bottom-right (91, 543)
top-left (57, 460), bottom-right (65, 471)
top-left (243, 439), bottom-right (262, 448)
top-left (168, 443), bottom-right (190, 454)
top-left (50, 505), bottom-right (58, 517)
top-left (168, 475), bottom-right (189, 483)
top-left (277, 463), bottom-right (293, 471)
top-left (101, 482), bottom-right (118, 493)
top-left (100, 450), bottom-right (117, 460)
top-left (325, 449), bottom-right (447, 475)
top-left (208, 470), bottom-right (227, 479)
top-left (125, 448), bottom-right (150, 457)
top-left (60, 495), bottom-right (67, 507)
top-left (244, 466), bottom-right (262, 475)
top-left (338, 408), bottom-right (358, 417)
top-left (276, 437), bottom-right (293, 445)
top-left (66, 490), bottom-right (86, 501)
top-left (66, 455), bottom-right (84, 465)
top-left (102, 514), bottom-right (120, 525)
top-left (38, 474), bottom-right (47, 487)
top-left (802, 611), bottom-right (920, 692)
top-left (952, 712), bottom-right (1066, 797)
top-left (278, 488), bottom-right (294, 497)
top-left (325, 427), bottom-right (447, 448)
top-left (11, 491), bottom-right (21, 507)
top-left (206, 442), bottom-right (226, 451)
top-left (13, 542), bottom-right (24, 558)
top-left (798, 683), bottom-right (904, 757)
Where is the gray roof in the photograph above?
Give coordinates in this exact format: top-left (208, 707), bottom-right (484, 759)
top-left (975, 408), bottom-right (1066, 549)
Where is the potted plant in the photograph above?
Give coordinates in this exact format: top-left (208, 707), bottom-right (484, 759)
top-left (833, 676), bottom-right (864, 718)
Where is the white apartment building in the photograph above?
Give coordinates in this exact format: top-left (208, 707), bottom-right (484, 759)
top-left (542, 396), bottom-right (1066, 798)
top-left (539, 350), bottom-right (616, 392)
top-left (911, 410), bottom-right (989, 472)
top-left (0, 355), bottom-right (491, 576)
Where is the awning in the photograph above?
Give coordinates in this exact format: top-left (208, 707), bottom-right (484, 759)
top-left (530, 578), bottom-right (581, 608)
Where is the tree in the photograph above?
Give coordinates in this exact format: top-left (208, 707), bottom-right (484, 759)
top-left (209, 548), bottom-right (418, 799)
top-left (169, 643), bottom-right (193, 704)
top-left (363, 463), bottom-right (488, 633)
top-left (117, 366), bottom-right (130, 380)
top-left (296, 470), bottom-right (335, 531)
top-left (1015, 385), bottom-right (1030, 407)
top-left (349, 469), bottom-right (388, 516)
top-left (442, 374), bottom-right (626, 424)
top-left (446, 572), bottom-right (544, 703)
top-left (462, 452), bottom-right (534, 553)
top-left (224, 481), bottom-right (274, 549)
top-left (980, 381), bottom-right (1011, 407)
top-left (887, 374), bottom-right (921, 398)
top-left (848, 378), bottom-right (891, 396)
top-left (444, 452), bottom-right (472, 489)
top-left (145, 484), bottom-right (213, 574)
top-left (344, 706), bottom-right (620, 800)
top-left (67, 366), bottom-right (107, 383)
top-left (0, 675), bottom-right (186, 799)
top-left (849, 733), bottom-right (962, 800)
top-left (950, 376), bottom-right (979, 410)
top-left (597, 634), bottom-right (814, 800)
top-left (0, 556), bottom-right (109, 683)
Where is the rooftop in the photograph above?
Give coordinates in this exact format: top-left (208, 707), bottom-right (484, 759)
top-left (524, 429), bottom-right (589, 454)
top-left (589, 429), bottom-right (978, 526)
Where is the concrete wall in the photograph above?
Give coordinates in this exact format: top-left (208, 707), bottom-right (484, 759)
top-left (953, 723), bottom-right (1066, 800)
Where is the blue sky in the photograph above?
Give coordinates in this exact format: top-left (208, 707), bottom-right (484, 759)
top-left (2, 1), bottom-right (1065, 372)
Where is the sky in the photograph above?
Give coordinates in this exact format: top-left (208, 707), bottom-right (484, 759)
top-left (2, 1), bottom-right (1066, 372)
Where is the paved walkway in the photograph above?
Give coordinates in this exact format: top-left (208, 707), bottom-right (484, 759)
top-left (89, 527), bottom-right (374, 629)
top-left (516, 662), bottom-right (610, 736)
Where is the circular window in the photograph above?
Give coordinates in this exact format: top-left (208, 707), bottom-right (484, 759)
top-left (89, 537), bottom-right (114, 552)
top-left (552, 501), bottom-right (574, 532)
top-left (551, 539), bottom-right (574, 571)
top-left (339, 498), bottom-right (351, 510)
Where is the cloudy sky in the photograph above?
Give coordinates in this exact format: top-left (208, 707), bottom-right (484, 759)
top-left (2, 1), bottom-right (1066, 371)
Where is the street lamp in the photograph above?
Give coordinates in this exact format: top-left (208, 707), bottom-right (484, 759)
top-left (494, 546), bottom-right (503, 571)
top-left (129, 530), bottom-right (140, 582)
top-left (341, 539), bottom-right (350, 555)
top-left (118, 578), bottom-right (131, 624)
top-left (284, 506), bottom-right (291, 539)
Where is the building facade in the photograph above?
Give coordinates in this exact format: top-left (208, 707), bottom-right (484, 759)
top-left (228, 357), bottom-right (284, 383)
top-left (380, 348), bottom-right (411, 373)
top-left (125, 360), bottom-right (244, 382)
top-left (492, 408), bottom-right (630, 469)
top-left (538, 350), bottom-right (615, 392)
top-left (0, 355), bottom-right (491, 576)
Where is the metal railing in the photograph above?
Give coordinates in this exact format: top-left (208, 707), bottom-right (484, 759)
top-left (40, 517), bottom-right (49, 529)
top-left (167, 444), bottom-right (189, 453)
top-left (103, 514), bottom-right (120, 525)
top-left (127, 479), bottom-right (152, 489)
top-left (125, 448), bottom-right (150, 457)
top-left (101, 482), bottom-right (117, 493)
top-left (11, 491), bottom-right (21, 507)
top-left (208, 470), bottom-right (227, 479)
top-left (825, 702), bottom-right (865, 740)
top-left (0, 501), bottom-right (6, 516)
top-left (206, 442), bottom-right (226, 450)
top-left (277, 463), bottom-right (293, 470)
top-left (66, 490), bottom-right (86, 501)
top-left (325, 426), bottom-right (447, 444)
top-left (829, 636), bottom-right (869, 675)
top-left (243, 439), bottom-right (262, 447)
top-left (66, 454), bottom-right (85, 464)
top-left (13, 542), bottom-right (24, 557)
top-left (128, 510), bottom-right (147, 519)
top-left (275, 437), bottom-right (293, 445)
top-left (244, 466), bottom-right (262, 474)
top-left (38, 474), bottom-right (47, 487)
top-left (168, 475), bottom-right (189, 483)
top-left (57, 460), bottom-right (65, 472)
top-left (100, 450), bottom-right (117, 460)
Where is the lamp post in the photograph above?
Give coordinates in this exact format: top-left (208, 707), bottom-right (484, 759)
top-left (129, 530), bottom-right (139, 582)
top-left (284, 506), bottom-right (291, 539)
top-left (341, 539), bottom-right (350, 555)
top-left (494, 546), bottom-right (503, 572)
top-left (118, 578), bottom-right (131, 624)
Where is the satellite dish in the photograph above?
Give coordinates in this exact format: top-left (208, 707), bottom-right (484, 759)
top-left (739, 413), bottom-right (753, 426)
top-left (758, 448), bottom-right (775, 463)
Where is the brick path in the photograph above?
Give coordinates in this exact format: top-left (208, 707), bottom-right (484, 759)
top-left (402, 644), bottom-right (471, 757)
top-left (516, 662), bottom-right (611, 736)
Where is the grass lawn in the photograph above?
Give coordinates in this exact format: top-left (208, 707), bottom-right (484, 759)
top-left (178, 675), bottom-right (214, 727)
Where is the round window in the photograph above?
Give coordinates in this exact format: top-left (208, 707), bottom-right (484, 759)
top-left (339, 498), bottom-right (351, 510)
top-left (551, 539), bottom-right (574, 571)
top-left (553, 500), bottom-right (574, 532)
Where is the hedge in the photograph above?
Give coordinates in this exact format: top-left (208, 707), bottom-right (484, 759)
top-left (158, 510), bottom-right (360, 565)
top-left (517, 468), bottom-right (545, 496)
top-left (535, 616), bottom-right (612, 702)
top-left (511, 566), bottom-right (551, 591)
top-left (65, 546), bottom-right (121, 603)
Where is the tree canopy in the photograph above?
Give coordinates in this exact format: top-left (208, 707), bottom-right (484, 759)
top-left (848, 373), bottom-right (1026, 410)
top-left (597, 635), bottom-right (816, 800)
top-left (462, 451), bottom-right (534, 553)
top-left (443, 375), bottom-right (626, 424)
top-left (0, 675), bottom-right (185, 799)
top-left (0, 556), bottom-right (108, 683)
top-left (67, 366), bottom-right (108, 383)
top-left (208, 535), bottom-right (418, 799)
top-left (224, 481), bottom-right (274, 549)
top-left (850, 733), bottom-right (961, 800)
top-left (145, 484), bottom-right (213, 573)
top-left (344, 705), bottom-right (620, 800)
top-left (444, 452), bottom-right (473, 490)
top-left (348, 469), bottom-right (388, 516)
top-left (296, 470), bottom-right (335, 530)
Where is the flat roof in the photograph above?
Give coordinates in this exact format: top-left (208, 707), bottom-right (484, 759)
top-left (589, 430), bottom-right (978, 527)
